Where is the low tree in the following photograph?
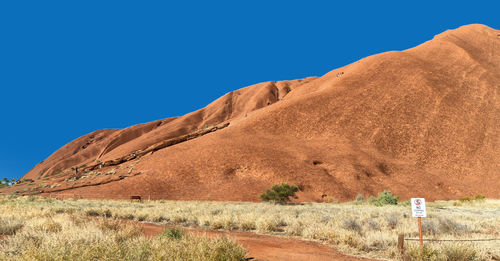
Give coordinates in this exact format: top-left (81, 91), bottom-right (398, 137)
top-left (260, 183), bottom-right (299, 204)
top-left (0, 177), bottom-right (9, 188)
top-left (0, 178), bottom-right (18, 187)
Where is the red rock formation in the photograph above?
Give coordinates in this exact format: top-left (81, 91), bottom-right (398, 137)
top-left (7, 24), bottom-right (500, 201)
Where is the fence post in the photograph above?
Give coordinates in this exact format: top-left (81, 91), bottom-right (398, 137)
top-left (398, 234), bottom-right (405, 254)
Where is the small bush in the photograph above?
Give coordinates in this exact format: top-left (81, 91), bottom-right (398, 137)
top-left (458, 195), bottom-right (485, 205)
top-left (172, 216), bottom-right (187, 223)
top-left (342, 217), bottom-right (362, 233)
top-left (98, 219), bottom-right (121, 231)
top-left (354, 194), bottom-right (365, 203)
top-left (20, 179), bottom-right (34, 183)
top-left (459, 196), bottom-right (472, 202)
top-left (400, 200), bottom-right (411, 206)
top-left (37, 219), bottom-right (62, 233)
top-left (369, 190), bottom-right (399, 206)
top-left (385, 215), bottom-right (399, 229)
top-left (473, 194), bottom-right (485, 201)
top-left (365, 219), bottom-right (380, 231)
top-left (239, 220), bottom-right (256, 231)
top-left (404, 246), bottom-right (439, 261)
top-left (52, 208), bottom-right (66, 214)
top-left (440, 244), bottom-right (479, 261)
top-left (103, 209), bottom-right (112, 218)
top-left (288, 221), bottom-right (304, 236)
top-left (422, 220), bottom-right (438, 235)
top-left (0, 178), bottom-right (10, 188)
top-left (158, 228), bottom-right (184, 240)
top-left (115, 225), bottom-right (143, 243)
top-left (211, 216), bottom-right (237, 230)
top-left (321, 214), bottom-right (331, 224)
top-left (85, 209), bottom-right (101, 217)
top-left (438, 217), bottom-right (470, 234)
top-left (256, 217), bottom-right (281, 233)
top-left (260, 183), bottom-right (298, 204)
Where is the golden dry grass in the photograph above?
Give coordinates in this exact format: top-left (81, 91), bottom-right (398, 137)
top-left (1, 195), bottom-right (498, 260)
top-left (0, 197), bottom-right (246, 261)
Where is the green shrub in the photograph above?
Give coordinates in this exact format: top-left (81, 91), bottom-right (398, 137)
top-left (459, 196), bottom-right (472, 202)
top-left (473, 194), bottom-right (485, 201)
top-left (158, 228), bottom-right (184, 240)
top-left (354, 194), bottom-right (365, 203)
top-left (0, 178), bottom-right (18, 187)
top-left (1, 178), bottom-right (9, 187)
top-left (457, 195), bottom-right (486, 205)
top-left (401, 200), bottom-right (411, 206)
top-left (368, 190), bottom-right (399, 206)
top-left (260, 183), bottom-right (298, 204)
top-left (20, 179), bottom-right (34, 183)
top-left (368, 195), bottom-right (377, 205)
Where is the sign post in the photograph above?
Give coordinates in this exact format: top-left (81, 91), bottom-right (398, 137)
top-left (418, 216), bottom-right (423, 246)
top-left (411, 198), bottom-right (426, 247)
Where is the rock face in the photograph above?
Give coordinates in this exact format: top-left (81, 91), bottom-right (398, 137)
top-left (10, 24), bottom-right (500, 201)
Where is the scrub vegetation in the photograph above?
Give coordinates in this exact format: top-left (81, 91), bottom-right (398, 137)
top-left (0, 195), bottom-right (498, 260)
top-left (0, 196), bottom-right (246, 261)
top-left (259, 183), bottom-right (299, 203)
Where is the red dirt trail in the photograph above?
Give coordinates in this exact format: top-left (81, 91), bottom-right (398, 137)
top-left (140, 222), bottom-right (376, 261)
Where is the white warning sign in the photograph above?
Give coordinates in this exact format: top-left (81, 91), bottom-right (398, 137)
top-left (411, 198), bottom-right (427, 218)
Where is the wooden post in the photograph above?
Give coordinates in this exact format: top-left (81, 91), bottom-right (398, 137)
top-left (418, 217), bottom-right (423, 246)
top-left (398, 234), bottom-right (405, 254)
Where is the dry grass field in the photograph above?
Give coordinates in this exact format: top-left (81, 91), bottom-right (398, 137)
top-left (0, 195), bottom-right (499, 260)
top-left (0, 196), bottom-right (246, 261)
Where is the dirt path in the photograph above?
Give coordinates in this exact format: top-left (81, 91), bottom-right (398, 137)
top-left (140, 222), bottom-right (375, 261)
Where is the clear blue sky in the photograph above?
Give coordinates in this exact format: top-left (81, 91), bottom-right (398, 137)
top-left (1, 1), bottom-right (498, 180)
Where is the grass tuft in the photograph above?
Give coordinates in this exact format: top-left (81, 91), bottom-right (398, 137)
top-left (0, 217), bottom-right (24, 235)
top-left (158, 228), bottom-right (184, 240)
